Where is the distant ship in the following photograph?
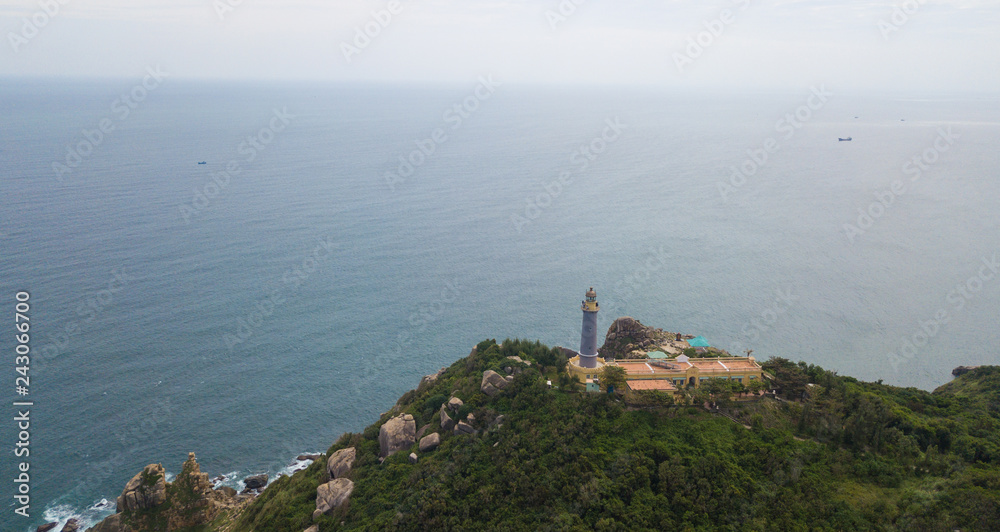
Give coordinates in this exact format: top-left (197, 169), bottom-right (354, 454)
top-left (198, 161), bottom-right (207, 164)
top-left (838, 137), bottom-right (852, 142)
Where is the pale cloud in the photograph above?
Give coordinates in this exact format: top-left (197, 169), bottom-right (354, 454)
top-left (1, 0), bottom-right (997, 91)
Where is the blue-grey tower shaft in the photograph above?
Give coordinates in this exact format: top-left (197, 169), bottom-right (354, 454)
top-left (579, 287), bottom-right (599, 369)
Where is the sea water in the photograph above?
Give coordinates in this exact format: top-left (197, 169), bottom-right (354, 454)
top-left (1, 80), bottom-right (998, 530)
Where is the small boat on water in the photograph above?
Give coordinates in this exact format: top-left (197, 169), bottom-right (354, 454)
top-left (838, 137), bottom-right (852, 141)
top-left (198, 161), bottom-right (207, 164)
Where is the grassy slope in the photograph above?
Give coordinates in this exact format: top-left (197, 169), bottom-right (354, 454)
top-left (224, 342), bottom-right (1000, 532)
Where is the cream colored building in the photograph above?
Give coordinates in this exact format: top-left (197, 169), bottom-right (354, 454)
top-left (569, 354), bottom-right (764, 396)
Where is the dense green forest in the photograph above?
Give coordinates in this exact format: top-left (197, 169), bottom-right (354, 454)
top-left (228, 339), bottom-right (999, 531)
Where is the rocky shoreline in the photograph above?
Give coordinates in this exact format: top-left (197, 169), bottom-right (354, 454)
top-left (33, 328), bottom-right (992, 532)
top-left (65, 351), bottom-right (526, 532)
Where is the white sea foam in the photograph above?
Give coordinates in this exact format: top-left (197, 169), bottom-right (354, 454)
top-left (40, 498), bottom-right (114, 531)
top-left (38, 454), bottom-right (320, 530)
top-left (276, 452), bottom-right (321, 479)
top-left (211, 470), bottom-right (244, 492)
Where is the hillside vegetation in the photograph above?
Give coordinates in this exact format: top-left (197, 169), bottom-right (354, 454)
top-left (216, 340), bottom-right (1000, 532)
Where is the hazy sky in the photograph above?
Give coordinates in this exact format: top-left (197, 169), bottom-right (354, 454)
top-left (2, 0), bottom-right (998, 91)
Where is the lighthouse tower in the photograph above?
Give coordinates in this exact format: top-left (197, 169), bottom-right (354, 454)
top-left (579, 287), bottom-right (600, 368)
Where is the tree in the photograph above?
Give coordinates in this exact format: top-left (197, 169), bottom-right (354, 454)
top-left (729, 379), bottom-right (747, 399)
top-left (747, 378), bottom-right (767, 396)
top-left (598, 365), bottom-right (628, 394)
top-left (675, 388), bottom-right (693, 406)
top-left (693, 386), bottom-right (712, 407)
top-left (765, 357), bottom-right (809, 400)
top-left (703, 379), bottom-right (734, 407)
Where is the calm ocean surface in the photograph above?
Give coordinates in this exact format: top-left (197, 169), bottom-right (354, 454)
top-left (1, 80), bottom-right (998, 529)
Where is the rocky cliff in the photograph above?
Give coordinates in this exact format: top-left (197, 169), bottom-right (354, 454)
top-left (87, 453), bottom-right (249, 532)
top-left (597, 316), bottom-right (695, 359)
top-left (81, 336), bottom-right (1000, 531)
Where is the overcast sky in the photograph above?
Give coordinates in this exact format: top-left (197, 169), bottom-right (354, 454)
top-left (2, 0), bottom-right (998, 92)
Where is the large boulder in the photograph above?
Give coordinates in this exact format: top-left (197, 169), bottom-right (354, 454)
top-left (243, 474), bottom-right (268, 491)
top-left (116, 464), bottom-right (167, 513)
top-left (481, 370), bottom-right (509, 397)
top-left (88, 514), bottom-right (122, 532)
top-left (61, 520), bottom-right (80, 532)
top-left (420, 368), bottom-right (446, 388)
top-left (454, 421), bottom-right (476, 435)
top-left (379, 414), bottom-right (416, 458)
top-left (599, 317), bottom-right (661, 360)
top-left (36, 524), bottom-right (57, 532)
top-left (327, 447), bottom-right (356, 479)
top-left (439, 406), bottom-right (455, 431)
top-left (953, 365), bottom-right (981, 377)
top-left (419, 433), bottom-right (440, 452)
top-left (447, 396), bottom-right (463, 413)
top-left (316, 478), bottom-right (354, 515)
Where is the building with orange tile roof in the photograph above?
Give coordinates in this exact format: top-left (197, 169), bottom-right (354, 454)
top-left (613, 354), bottom-right (763, 397)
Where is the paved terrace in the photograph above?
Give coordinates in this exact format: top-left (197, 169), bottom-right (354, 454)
top-left (615, 357), bottom-right (761, 378)
top-left (626, 379), bottom-right (677, 392)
